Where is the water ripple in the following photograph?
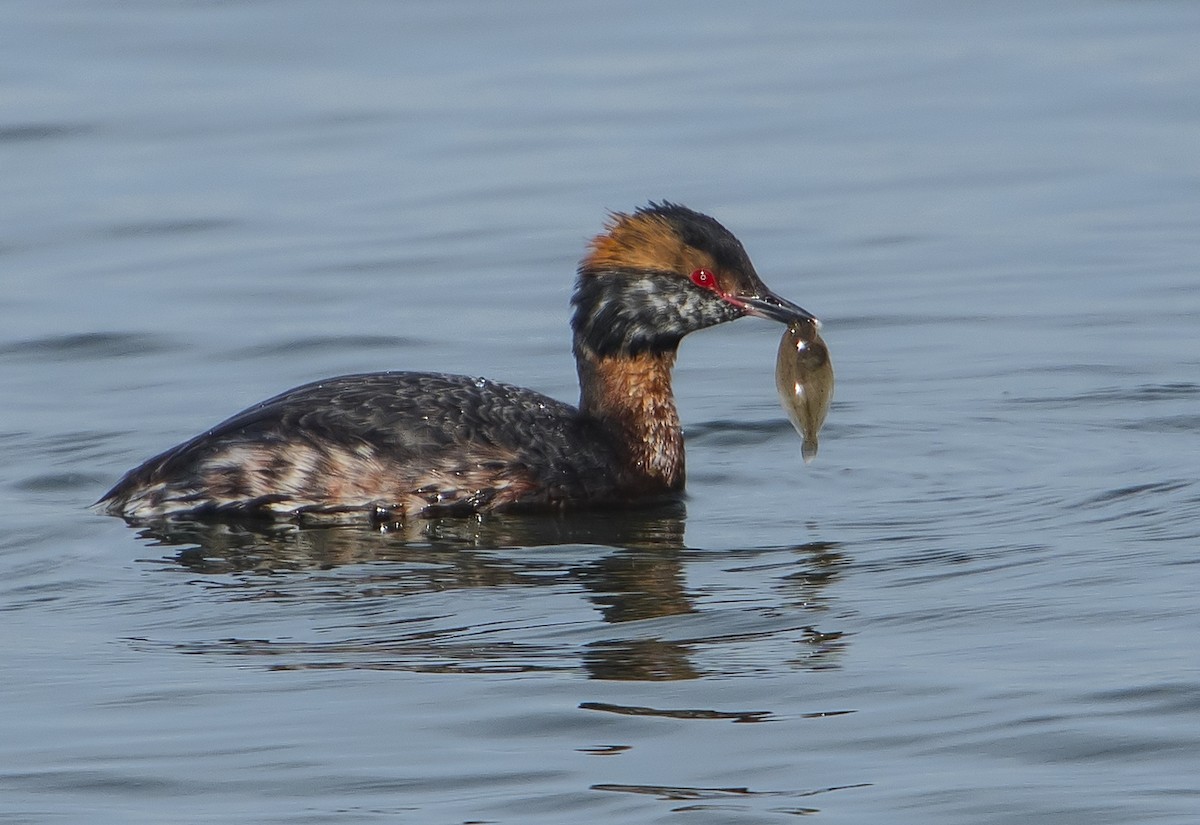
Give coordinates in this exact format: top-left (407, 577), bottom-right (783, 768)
top-left (0, 122), bottom-right (94, 143)
top-left (224, 335), bottom-right (427, 360)
top-left (0, 332), bottom-right (184, 362)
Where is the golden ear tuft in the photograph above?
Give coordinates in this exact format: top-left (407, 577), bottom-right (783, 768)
top-left (581, 211), bottom-right (698, 276)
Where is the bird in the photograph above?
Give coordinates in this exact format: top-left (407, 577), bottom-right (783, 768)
top-left (97, 202), bottom-right (817, 522)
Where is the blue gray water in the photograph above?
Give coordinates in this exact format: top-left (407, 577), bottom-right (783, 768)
top-left (2, 2), bottom-right (1198, 823)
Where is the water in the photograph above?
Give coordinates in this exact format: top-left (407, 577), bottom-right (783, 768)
top-left (3, 1), bottom-right (1199, 823)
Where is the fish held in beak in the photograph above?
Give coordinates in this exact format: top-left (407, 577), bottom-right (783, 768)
top-left (775, 319), bottom-right (834, 463)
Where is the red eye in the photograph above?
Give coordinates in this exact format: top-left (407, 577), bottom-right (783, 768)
top-left (690, 269), bottom-right (718, 292)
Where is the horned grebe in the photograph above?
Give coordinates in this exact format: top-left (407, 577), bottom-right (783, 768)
top-left (98, 202), bottom-right (817, 521)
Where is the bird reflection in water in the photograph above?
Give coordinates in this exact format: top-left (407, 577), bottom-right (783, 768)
top-left (131, 506), bottom-right (846, 681)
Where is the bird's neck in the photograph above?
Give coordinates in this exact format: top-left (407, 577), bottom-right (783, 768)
top-left (575, 346), bottom-right (684, 493)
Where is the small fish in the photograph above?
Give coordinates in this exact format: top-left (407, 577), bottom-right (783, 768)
top-left (775, 319), bottom-right (834, 463)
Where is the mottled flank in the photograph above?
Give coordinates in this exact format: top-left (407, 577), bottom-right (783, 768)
top-left (99, 202), bottom-right (817, 522)
top-left (98, 373), bottom-right (631, 520)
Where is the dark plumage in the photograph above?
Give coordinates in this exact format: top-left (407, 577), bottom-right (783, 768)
top-left (98, 202), bottom-right (817, 521)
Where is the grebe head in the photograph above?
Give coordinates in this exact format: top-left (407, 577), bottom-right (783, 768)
top-left (572, 202), bottom-right (816, 358)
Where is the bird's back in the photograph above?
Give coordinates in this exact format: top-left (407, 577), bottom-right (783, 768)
top-left (99, 372), bottom-right (627, 520)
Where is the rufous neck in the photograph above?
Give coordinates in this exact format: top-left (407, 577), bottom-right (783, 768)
top-left (576, 348), bottom-right (684, 493)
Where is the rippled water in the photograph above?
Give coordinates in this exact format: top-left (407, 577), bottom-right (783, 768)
top-left (3, 2), bottom-right (1199, 823)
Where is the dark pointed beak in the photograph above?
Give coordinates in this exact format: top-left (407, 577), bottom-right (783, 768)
top-left (735, 290), bottom-right (819, 326)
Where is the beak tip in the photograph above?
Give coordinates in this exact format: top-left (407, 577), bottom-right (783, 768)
top-left (738, 291), bottom-right (819, 326)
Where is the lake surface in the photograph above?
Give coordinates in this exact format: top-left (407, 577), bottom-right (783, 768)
top-left (3, 2), bottom-right (1198, 823)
